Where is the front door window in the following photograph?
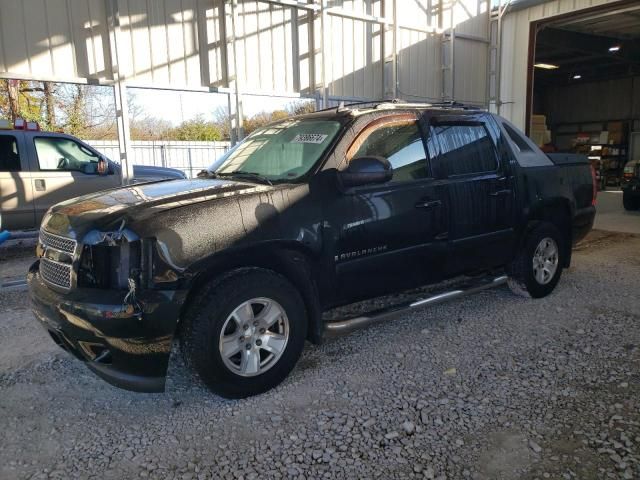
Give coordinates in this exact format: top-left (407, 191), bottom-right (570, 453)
top-left (34, 137), bottom-right (101, 174)
top-left (348, 116), bottom-right (429, 182)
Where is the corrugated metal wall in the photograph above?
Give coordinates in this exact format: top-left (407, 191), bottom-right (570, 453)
top-left (0, 0), bottom-right (491, 106)
top-left (0, 0), bottom-right (112, 81)
top-left (498, 0), bottom-right (621, 130)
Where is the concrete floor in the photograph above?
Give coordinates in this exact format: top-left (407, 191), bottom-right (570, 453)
top-left (594, 190), bottom-right (640, 234)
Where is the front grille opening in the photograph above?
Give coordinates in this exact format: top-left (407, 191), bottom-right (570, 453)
top-left (78, 245), bottom-right (111, 289)
top-left (78, 241), bottom-right (141, 290)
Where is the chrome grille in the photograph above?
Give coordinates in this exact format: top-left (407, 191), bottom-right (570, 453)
top-left (40, 258), bottom-right (72, 289)
top-left (40, 230), bottom-right (77, 254)
top-left (39, 229), bottom-right (77, 290)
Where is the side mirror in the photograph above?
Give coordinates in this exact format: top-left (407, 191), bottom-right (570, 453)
top-left (338, 156), bottom-right (393, 188)
top-left (97, 157), bottom-right (108, 175)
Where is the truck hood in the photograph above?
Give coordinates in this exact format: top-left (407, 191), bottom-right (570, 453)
top-left (42, 178), bottom-right (270, 237)
top-left (132, 164), bottom-right (186, 180)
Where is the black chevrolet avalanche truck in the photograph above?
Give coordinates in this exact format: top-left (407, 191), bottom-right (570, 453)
top-left (28, 102), bottom-right (597, 398)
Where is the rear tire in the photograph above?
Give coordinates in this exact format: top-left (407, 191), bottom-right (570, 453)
top-left (180, 268), bottom-right (307, 398)
top-left (507, 223), bottom-right (564, 299)
top-left (623, 192), bottom-right (640, 211)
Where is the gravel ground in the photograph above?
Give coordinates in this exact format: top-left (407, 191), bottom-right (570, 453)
top-left (1, 230), bottom-right (639, 480)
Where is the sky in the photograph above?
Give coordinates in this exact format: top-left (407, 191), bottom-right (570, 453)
top-left (129, 88), bottom-right (315, 125)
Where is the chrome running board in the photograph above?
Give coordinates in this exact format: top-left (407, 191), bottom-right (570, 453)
top-left (323, 275), bottom-right (507, 337)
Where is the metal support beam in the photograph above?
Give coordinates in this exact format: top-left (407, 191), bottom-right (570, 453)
top-left (392, 0), bottom-right (398, 98)
top-left (228, 0), bottom-right (244, 143)
top-left (488, 0), bottom-right (510, 113)
top-left (380, 0), bottom-right (386, 98)
top-left (320, 0), bottom-right (329, 108)
top-left (106, 0), bottom-right (134, 186)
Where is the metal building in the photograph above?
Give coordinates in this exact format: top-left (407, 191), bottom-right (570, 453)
top-left (493, 0), bottom-right (629, 132)
top-left (0, 0), bottom-right (491, 182)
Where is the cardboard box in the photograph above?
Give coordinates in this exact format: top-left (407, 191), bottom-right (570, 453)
top-left (531, 114), bottom-right (547, 126)
top-left (609, 132), bottom-right (623, 145)
top-left (530, 130), bottom-right (550, 147)
top-left (608, 121), bottom-right (624, 132)
top-left (599, 131), bottom-right (609, 144)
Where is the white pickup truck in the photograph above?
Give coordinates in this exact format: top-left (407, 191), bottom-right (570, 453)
top-left (0, 122), bottom-right (185, 231)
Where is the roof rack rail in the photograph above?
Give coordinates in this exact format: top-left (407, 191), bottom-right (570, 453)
top-left (313, 98), bottom-right (485, 114)
top-left (313, 99), bottom-right (396, 113)
top-left (426, 101), bottom-right (484, 110)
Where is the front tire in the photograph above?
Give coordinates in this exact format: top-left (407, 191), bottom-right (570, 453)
top-left (623, 192), bottom-right (640, 211)
top-left (507, 223), bottom-right (564, 299)
top-left (180, 268), bottom-right (307, 398)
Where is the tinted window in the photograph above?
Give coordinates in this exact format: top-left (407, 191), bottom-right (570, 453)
top-left (351, 120), bottom-right (428, 182)
top-left (0, 135), bottom-right (21, 172)
top-left (34, 137), bottom-right (100, 173)
top-left (503, 123), bottom-right (532, 153)
top-left (432, 124), bottom-right (498, 176)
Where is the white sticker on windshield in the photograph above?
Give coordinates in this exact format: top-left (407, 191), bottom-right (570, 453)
top-left (291, 133), bottom-right (328, 144)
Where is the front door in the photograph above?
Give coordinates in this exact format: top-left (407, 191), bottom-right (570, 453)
top-left (28, 135), bottom-right (119, 225)
top-left (0, 132), bottom-right (35, 230)
top-left (426, 113), bottom-right (515, 273)
top-left (330, 114), bottom-right (449, 303)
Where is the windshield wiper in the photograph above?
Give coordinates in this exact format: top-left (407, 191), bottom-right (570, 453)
top-left (219, 171), bottom-right (273, 186)
top-left (197, 169), bottom-right (220, 179)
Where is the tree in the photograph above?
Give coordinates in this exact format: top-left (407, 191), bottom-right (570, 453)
top-left (0, 79), bottom-right (43, 123)
top-left (287, 100), bottom-right (316, 116)
top-left (169, 116), bottom-right (223, 141)
top-left (130, 117), bottom-right (172, 141)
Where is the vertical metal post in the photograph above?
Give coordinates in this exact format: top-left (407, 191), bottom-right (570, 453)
top-left (291, 7), bottom-right (300, 93)
top-left (450, 3), bottom-right (455, 102)
top-left (187, 147), bottom-right (193, 179)
top-left (320, 0), bottom-right (329, 108)
top-left (308, 4), bottom-right (316, 96)
top-left (113, 81), bottom-right (134, 185)
top-left (392, 0), bottom-right (398, 99)
top-left (380, 0), bottom-right (386, 99)
top-left (228, 0), bottom-right (244, 143)
top-left (496, 0), bottom-right (506, 115)
top-left (106, 0), bottom-right (134, 185)
top-left (226, 92), bottom-right (237, 146)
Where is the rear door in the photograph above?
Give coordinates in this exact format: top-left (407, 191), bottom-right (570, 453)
top-left (0, 132), bottom-right (35, 230)
top-left (426, 113), bottom-right (515, 273)
top-left (28, 134), bottom-right (120, 224)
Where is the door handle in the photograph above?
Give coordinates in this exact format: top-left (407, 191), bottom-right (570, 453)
top-left (489, 189), bottom-right (511, 197)
top-left (415, 199), bottom-right (442, 209)
top-left (34, 179), bottom-right (46, 191)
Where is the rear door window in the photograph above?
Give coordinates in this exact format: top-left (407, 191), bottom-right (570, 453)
top-left (0, 135), bottom-right (22, 171)
top-left (430, 123), bottom-right (498, 176)
top-left (503, 123), bottom-right (533, 153)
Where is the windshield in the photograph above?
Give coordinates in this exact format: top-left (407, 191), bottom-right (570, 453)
top-left (211, 119), bottom-right (341, 182)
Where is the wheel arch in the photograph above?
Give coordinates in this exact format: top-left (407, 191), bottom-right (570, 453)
top-left (178, 242), bottom-right (324, 344)
top-left (524, 198), bottom-right (573, 268)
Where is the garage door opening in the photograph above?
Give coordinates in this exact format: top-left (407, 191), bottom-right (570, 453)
top-left (529, 4), bottom-right (640, 189)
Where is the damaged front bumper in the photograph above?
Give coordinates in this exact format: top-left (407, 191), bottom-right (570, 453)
top-left (28, 261), bottom-right (186, 393)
